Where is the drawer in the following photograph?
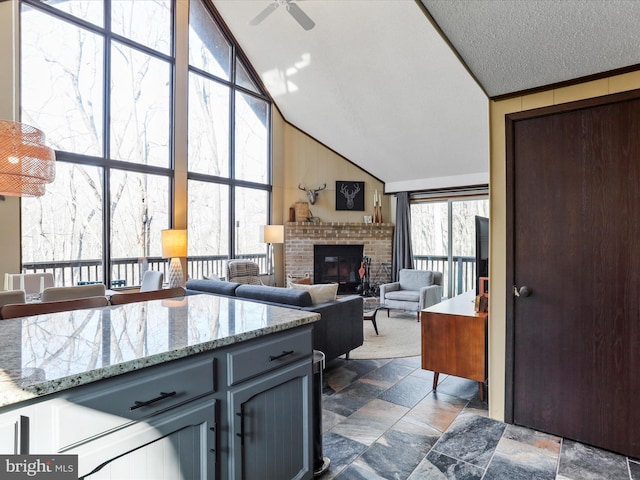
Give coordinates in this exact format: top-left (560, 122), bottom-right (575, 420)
top-left (227, 327), bottom-right (312, 386)
top-left (52, 355), bottom-right (216, 450)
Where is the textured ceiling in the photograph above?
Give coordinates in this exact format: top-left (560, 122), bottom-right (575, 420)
top-left (212, 0), bottom-right (640, 191)
top-left (423, 0), bottom-right (640, 97)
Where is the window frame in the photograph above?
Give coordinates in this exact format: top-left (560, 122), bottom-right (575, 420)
top-left (410, 189), bottom-right (489, 298)
top-left (19, 0), bottom-right (273, 286)
top-left (186, 0), bottom-right (272, 266)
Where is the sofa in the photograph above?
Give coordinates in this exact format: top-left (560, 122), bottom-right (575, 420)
top-left (379, 269), bottom-right (444, 320)
top-left (185, 279), bottom-right (364, 362)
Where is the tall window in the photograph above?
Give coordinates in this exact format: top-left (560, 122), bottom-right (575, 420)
top-left (188, 0), bottom-right (271, 277)
top-left (411, 196), bottom-right (489, 298)
top-left (20, 0), bottom-right (271, 286)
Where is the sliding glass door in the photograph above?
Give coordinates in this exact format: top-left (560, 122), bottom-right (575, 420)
top-left (411, 197), bottom-right (488, 298)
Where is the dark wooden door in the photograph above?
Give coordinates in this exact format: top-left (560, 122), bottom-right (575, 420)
top-left (507, 91), bottom-right (640, 457)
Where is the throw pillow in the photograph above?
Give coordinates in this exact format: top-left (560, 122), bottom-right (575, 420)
top-left (291, 283), bottom-right (338, 305)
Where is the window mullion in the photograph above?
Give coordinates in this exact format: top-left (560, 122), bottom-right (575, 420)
top-left (103, 0), bottom-right (112, 287)
top-left (447, 199), bottom-right (454, 299)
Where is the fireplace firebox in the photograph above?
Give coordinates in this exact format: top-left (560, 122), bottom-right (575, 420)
top-left (314, 245), bottom-right (364, 294)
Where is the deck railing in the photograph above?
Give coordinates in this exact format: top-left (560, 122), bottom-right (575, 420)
top-left (22, 254), bottom-right (268, 288)
top-left (413, 255), bottom-right (476, 297)
top-left (23, 254), bottom-right (475, 295)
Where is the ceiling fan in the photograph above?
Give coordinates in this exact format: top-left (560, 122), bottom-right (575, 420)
top-left (249, 0), bottom-right (316, 31)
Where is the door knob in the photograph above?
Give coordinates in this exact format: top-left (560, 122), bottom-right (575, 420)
top-left (513, 286), bottom-right (532, 297)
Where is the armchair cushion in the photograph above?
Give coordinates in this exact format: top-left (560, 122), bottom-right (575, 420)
top-left (399, 270), bottom-right (434, 291)
top-left (385, 290), bottom-right (420, 303)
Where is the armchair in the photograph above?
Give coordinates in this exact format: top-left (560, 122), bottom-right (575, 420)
top-left (379, 269), bottom-right (443, 321)
top-left (226, 260), bottom-right (263, 285)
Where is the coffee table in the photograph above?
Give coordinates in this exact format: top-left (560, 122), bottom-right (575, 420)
top-left (362, 300), bottom-right (385, 335)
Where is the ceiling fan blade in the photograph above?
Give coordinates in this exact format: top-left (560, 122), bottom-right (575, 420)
top-left (249, 3), bottom-right (279, 26)
top-left (287, 3), bottom-right (315, 30)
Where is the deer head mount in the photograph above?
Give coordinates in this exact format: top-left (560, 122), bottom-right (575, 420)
top-left (298, 183), bottom-right (326, 205)
top-left (339, 182), bottom-right (361, 209)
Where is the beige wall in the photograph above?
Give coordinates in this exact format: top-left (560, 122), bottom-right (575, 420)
top-left (281, 122), bottom-right (388, 224)
top-left (0, 0), bottom-right (21, 283)
top-left (271, 110), bottom-right (388, 286)
top-left (488, 70), bottom-right (640, 421)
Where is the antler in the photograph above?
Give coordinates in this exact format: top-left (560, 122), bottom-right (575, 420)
top-left (340, 183), bottom-right (361, 209)
top-left (299, 183), bottom-right (325, 205)
top-left (340, 183), bottom-right (359, 199)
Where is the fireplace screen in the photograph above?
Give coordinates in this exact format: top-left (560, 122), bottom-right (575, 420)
top-left (314, 244), bottom-right (364, 294)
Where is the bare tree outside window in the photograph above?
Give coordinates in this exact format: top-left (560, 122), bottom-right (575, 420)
top-left (20, 0), bottom-right (272, 287)
top-left (188, 0), bottom-right (271, 274)
top-left (411, 198), bottom-right (489, 297)
top-left (21, 0), bottom-right (172, 287)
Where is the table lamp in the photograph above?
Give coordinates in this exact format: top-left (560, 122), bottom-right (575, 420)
top-left (261, 225), bottom-right (284, 286)
top-left (161, 229), bottom-right (187, 288)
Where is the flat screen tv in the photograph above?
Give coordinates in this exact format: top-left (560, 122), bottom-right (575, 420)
top-left (475, 216), bottom-right (489, 295)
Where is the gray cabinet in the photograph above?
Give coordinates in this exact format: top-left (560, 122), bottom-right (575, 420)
top-left (76, 395), bottom-right (216, 480)
top-left (229, 359), bottom-right (312, 480)
top-left (0, 413), bottom-right (28, 454)
top-left (0, 325), bottom-right (314, 480)
top-left (50, 355), bottom-right (218, 479)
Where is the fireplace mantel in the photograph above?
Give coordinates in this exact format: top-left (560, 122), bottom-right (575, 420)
top-left (284, 222), bottom-right (394, 287)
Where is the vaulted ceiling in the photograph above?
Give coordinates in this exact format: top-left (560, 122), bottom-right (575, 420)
top-left (211, 0), bottom-right (640, 192)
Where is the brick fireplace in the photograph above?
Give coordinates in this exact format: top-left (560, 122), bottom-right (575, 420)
top-left (284, 222), bottom-right (394, 290)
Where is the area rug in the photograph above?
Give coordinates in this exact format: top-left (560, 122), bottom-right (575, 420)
top-left (349, 309), bottom-right (421, 360)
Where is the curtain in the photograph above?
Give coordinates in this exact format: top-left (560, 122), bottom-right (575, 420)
top-left (392, 192), bottom-right (414, 281)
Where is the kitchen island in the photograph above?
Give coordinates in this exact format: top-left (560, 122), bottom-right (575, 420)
top-left (0, 293), bottom-right (320, 479)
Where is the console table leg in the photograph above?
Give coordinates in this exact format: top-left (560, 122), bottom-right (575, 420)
top-left (433, 372), bottom-right (439, 391)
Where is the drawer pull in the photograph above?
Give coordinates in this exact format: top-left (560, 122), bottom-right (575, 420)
top-left (269, 350), bottom-right (294, 361)
top-left (130, 391), bottom-right (177, 411)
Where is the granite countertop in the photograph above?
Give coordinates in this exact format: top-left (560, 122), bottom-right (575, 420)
top-left (0, 293), bottom-right (320, 409)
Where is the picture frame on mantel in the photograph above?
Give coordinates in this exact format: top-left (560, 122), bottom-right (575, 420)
top-left (336, 181), bottom-right (365, 211)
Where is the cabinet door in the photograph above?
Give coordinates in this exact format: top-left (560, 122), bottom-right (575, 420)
top-left (0, 414), bottom-right (28, 454)
top-left (229, 359), bottom-right (312, 480)
top-left (70, 395), bottom-right (217, 480)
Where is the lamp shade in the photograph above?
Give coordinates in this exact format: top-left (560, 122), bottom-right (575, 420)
top-left (262, 225), bottom-right (284, 244)
top-left (161, 229), bottom-right (187, 258)
top-left (0, 120), bottom-right (56, 197)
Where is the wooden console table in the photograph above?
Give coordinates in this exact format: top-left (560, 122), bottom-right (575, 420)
top-left (421, 290), bottom-right (488, 401)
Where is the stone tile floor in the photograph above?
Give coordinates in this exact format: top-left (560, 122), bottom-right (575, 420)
top-left (320, 356), bottom-right (639, 480)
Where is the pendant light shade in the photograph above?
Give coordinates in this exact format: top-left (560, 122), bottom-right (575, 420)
top-left (0, 120), bottom-right (56, 197)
